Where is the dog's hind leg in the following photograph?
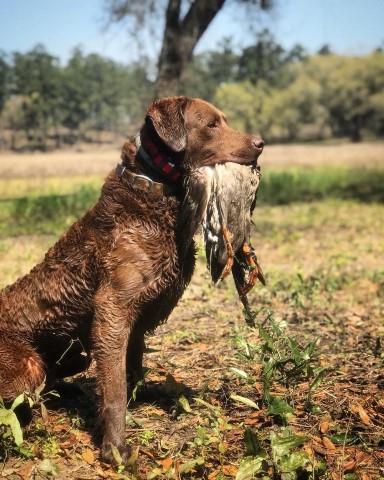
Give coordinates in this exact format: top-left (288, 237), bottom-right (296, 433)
top-left (0, 334), bottom-right (45, 400)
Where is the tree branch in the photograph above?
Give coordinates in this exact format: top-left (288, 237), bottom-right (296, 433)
top-left (181, 0), bottom-right (226, 62)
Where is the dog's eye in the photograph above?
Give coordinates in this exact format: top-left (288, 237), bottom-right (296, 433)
top-left (207, 121), bottom-right (219, 129)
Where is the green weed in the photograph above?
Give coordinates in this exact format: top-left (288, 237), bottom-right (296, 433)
top-left (257, 310), bottom-right (327, 415)
top-left (236, 427), bottom-right (311, 480)
top-left (0, 394), bottom-right (25, 458)
top-left (259, 167), bottom-right (384, 205)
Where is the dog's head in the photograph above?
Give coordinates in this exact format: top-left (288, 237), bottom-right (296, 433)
top-left (143, 96), bottom-right (264, 171)
top-left (140, 97), bottom-right (264, 264)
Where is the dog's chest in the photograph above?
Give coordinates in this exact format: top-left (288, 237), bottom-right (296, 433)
top-left (108, 213), bottom-right (180, 296)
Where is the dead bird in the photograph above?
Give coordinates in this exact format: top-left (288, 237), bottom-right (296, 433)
top-left (202, 162), bottom-right (266, 322)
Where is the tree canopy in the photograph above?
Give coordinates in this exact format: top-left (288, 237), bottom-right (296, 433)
top-left (0, 34), bottom-right (383, 151)
top-left (105, 0), bottom-right (274, 96)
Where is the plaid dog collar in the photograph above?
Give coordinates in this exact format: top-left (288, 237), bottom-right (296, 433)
top-left (135, 134), bottom-right (183, 184)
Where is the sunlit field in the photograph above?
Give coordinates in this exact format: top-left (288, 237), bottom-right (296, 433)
top-left (0, 143), bottom-right (383, 479)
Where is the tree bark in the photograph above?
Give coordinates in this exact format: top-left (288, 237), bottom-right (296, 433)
top-left (350, 115), bottom-right (362, 143)
top-left (154, 0), bottom-right (225, 98)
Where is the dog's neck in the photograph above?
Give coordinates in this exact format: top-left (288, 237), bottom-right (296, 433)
top-left (136, 125), bottom-right (184, 185)
top-left (116, 127), bottom-right (184, 197)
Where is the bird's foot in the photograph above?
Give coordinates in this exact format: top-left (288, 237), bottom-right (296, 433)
top-left (241, 242), bottom-right (265, 294)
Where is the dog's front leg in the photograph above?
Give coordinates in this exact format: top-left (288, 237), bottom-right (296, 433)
top-left (92, 299), bottom-right (131, 466)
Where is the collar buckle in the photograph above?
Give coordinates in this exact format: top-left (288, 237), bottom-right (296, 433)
top-left (131, 173), bottom-right (154, 192)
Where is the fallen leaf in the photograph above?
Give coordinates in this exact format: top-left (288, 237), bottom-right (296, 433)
top-left (59, 433), bottom-right (78, 448)
top-left (221, 464), bottom-right (238, 476)
top-left (95, 467), bottom-right (108, 478)
top-left (303, 445), bottom-right (315, 460)
top-left (159, 457), bottom-right (173, 469)
top-left (146, 407), bottom-right (165, 416)
top-left (40, 403), bottom-right (49, 424)
top-left (320, 421), bottom-right (330, 433)
top-left (322, 437), bottom-right (336, 451)
top-left (1, 469), bottom-right (16, 477)
top-left (343, 458), bottom-right (356, 472)
top-left (311, 441), bottom-right (326, 455)
top-left (82, 448), bottom-right (95, 464)
top-left (52, 424), bottom-right (67, 432)
top-left (141, 448), bottom-right (155, 459)
top-left (17, 461), bottom-right (33, 478)
top-left (357, 405), bottom-right (372, 425)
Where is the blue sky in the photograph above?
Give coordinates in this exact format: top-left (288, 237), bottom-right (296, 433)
top-left (0, 0), bottom-right (383, 65)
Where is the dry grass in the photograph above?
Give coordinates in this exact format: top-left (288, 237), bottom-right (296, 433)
top-left (0, 142), bottom-right (383, 181)
top-left (0, 146), bottom-right (119, 179)
top-left (0, 199), bottom-right (383, 479)
top-left (262, 142), bottom-right (384, 170)
top-left (0, 143), bottom-right (383, 479)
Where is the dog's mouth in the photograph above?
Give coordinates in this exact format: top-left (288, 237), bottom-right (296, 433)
top-left (201, 155), bottom-right (259, 167)
top-left (224, 151), bottom-right (262, 165)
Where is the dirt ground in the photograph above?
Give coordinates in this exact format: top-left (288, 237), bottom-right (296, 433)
top-left (0, 145), bottom-right (383, 479)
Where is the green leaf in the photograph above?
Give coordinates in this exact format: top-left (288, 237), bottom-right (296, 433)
top-left (244, 428), bottom-right (265, 457)
top-left (193, 397), bottom-right (221, 413)
top-left (303, 339), bottom-right (318, 360)
top-left (263, 357), bottom-right (277, 381)
top-left (236, 456), bottom-right (265, 480)
top-left (258, 326), bottom-right (274, 349)
top-left (178, 395), bottom-right (192, 413)
top-left (287, 337), bottom-right (302, 364)
top-left (0, 408), bottom-right (23, 446)
top-left (230, 394), bottom-right (259, 410)
top-left (309, 368), bottom-right (328, 391)
top-left (270, 427), bottom-right (310, 461)
top-left (38, 459), bottom-right (60, 476)
top-left (328, 433), bottom-right (359, 446)
top-left (268, 313), bottom-right (283, 336)
top-left (179, 457), bottom-right (205, 473)
top-left (110, 443), bottom-right (123, 466)
top-left (10, 393), bottom-right (26, 411)
top-left (242, 340), bottom-right (252, 359)
top-left (126, 446), bottom-right (139, 466)
top-left (33, 379), bottom-right (46, 399)
top-left (344, 474), bottom-right (357, 480)
top-left (267, 397), bottom-right (295, 421)
top-left (305, 401), bottom-right (323, 414)
top-left (279, 451), bottom-right (310, 473)
top-left (230, 367), bottom-right (249, 379)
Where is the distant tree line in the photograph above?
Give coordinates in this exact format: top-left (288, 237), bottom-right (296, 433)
top-left (0, 45), bottom-right (153, 150)
top-left (0, 30), bottom-right (383, 150)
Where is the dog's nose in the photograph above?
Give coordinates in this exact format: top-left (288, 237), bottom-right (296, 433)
top-left (253, 137), bottom-right (265, 150)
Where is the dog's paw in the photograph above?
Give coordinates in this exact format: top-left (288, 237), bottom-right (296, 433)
top-left (101, 440), bottom-right (130, 467)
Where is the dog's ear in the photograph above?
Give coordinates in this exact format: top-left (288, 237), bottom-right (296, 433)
top-left (146, 96), bottom-right (189, 152)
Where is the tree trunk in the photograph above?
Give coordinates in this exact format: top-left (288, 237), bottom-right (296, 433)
top-left (350, 115), bottom-right (362, 143)
top-left (154, 0), bottom-right (225, 98)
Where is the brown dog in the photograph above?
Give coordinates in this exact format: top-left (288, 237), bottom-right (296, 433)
top-left (0, 96), bottom-right (263, 465)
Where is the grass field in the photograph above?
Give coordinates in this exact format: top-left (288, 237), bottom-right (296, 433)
top-left (0, 143), bottom-right (383, 479)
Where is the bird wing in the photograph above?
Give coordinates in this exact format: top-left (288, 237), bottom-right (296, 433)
top-left (203, 162), bottom-right (261, 282)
